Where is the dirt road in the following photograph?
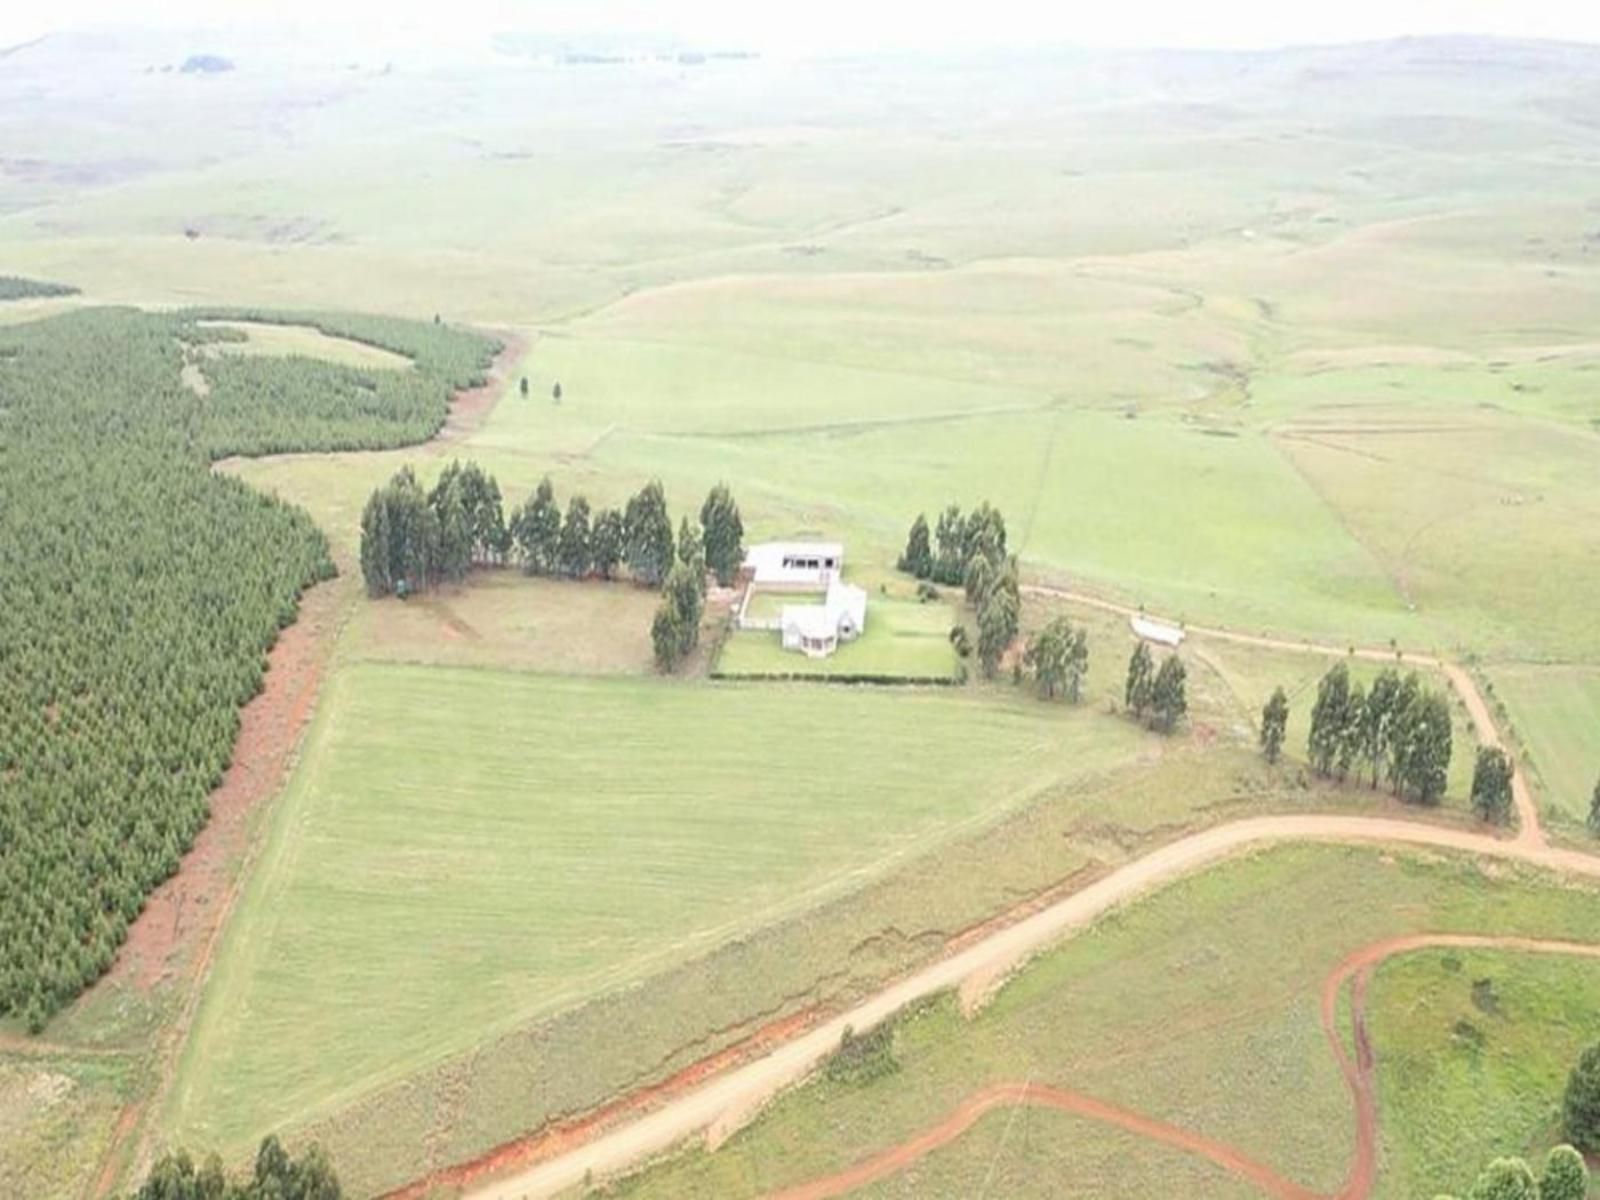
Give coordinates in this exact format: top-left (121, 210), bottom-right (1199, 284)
top-left (766, 934), bottom-right (1600, 1200)
top-left (1021, 585), bottom-right (1542, 845)
top-left (465, 817), bottom-right (1600, 1199)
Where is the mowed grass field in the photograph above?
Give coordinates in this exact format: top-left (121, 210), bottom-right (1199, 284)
top-left (166, 663), bottom-right (1148, 1153)
top-left (610, 846), bottom-right (1600, 1200)
top-left (1488, 665), bottom-right (1600, 829)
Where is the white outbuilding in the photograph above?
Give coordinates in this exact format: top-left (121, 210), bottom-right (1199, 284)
top-left (1130, 614), bottom-right (1185, 647)
top-left (743, 541), bottom-right (844, 589)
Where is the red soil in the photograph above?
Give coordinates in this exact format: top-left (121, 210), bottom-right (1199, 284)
top-left (437, 331), bottom-right (528, 444)
top-left (764, 935), bottom-right (1600, 1200)
top-left (380, 1005), bottom-right (825, 1200)
top-left (102, 578), bottom-right (345, 992)
top-left (83, 329), bottom-right (526, 1196)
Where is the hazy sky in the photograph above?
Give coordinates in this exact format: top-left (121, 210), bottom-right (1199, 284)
top-left (4, 0), bottom-right (1599, 53)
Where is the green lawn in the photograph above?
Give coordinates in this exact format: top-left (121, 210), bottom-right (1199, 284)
top-left (610, 845), bottom-right (1600, 1200)
top-left (164, 663), bottom-right (1145, 1156)
top-left (1488, 665), bottom-right (1600, 829)
top-left (741, 588), bottom-right (826, 623)
top-left (1368, 948), bottom-right (1600, 1199)
top-left (718, 596), bottom-right (960, 681)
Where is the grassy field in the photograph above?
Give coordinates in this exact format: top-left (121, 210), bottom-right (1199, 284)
top-left (10, 31), bottom-right (1600, 1200)
top-left (344, 573), bottom-right (664, 675)
top-left (717, 596), bottom-right (960, 681)
top-left (608, 845), bottom-right (1600, 1200)
top-left (196, 319), bottom-right (414, 369)
top-left (1488, 665), bottom-right (1600, 829)
top-left (165, 664), bottom-right (1149, 1155)
top-left (741, 588), bottom-right (826, 623)
top-left (1368, 948), bottom-right (1600, 1199)
top-left (0, 1052), bottom-right (141, 1199)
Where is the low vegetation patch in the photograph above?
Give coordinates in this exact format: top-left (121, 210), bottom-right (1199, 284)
top-left (0, 275), bottom-right (79, 301)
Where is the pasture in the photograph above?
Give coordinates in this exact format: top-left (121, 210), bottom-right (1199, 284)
top-left (609, 845), bottom-right (1600, 1199)
top-left (1368, 948), bottom-right (1600, 1198)
top-left (165, 664), bottom-right (1149, 1155)
top-left (6, 32), bottom-right (1600, 1200)
top-left (1489, 665), bottom-right (1600, 830)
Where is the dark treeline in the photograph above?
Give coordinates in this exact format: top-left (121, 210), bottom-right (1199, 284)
top-left (0, 306), bottom-right (497, 1028)
top-left (359, 461), bottom-right (510, 596)
top-left (1305, 662), bottom-right (1453, 805)
top-left (359, 471), bottom-right (745, 601)
top-left (1125, 642), bottom-right (1188, 733)
top-left (128, 1135), bottom-right (341, 1200)
top-left (0, 274), bottom-right (80, 301)
top-left (900, 503), bottom-right (1016, 678)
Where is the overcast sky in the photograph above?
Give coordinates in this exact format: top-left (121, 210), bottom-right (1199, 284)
top-left (4, 0), bottom-right (1599, 54)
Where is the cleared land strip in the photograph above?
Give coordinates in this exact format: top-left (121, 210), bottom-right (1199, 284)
top-left (1020, 584), bottom-right (1543, 845)
top-left (764, 935), bottom-right (1600, 1200)
top-left (463, 818), bottom-right (1600, 1199)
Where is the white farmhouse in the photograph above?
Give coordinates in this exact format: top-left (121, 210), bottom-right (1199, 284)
top-left (1130, 614), bottom-right (1185, 647)
top-left (781, 577), bottom-right (868, 658)
top-left (743, 541), bottom-right (844, 589)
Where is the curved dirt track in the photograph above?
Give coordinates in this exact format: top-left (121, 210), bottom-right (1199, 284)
top-left (766, 935), bottom-right (1600, 1200)
top-left (1020, 585), bottom-right (1542, 845)
top-left (465, 818), bottom-right (1600, 1200)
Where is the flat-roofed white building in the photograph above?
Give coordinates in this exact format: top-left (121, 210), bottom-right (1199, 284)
top-left (1130, 614), bottom-right (1185, 648)
top-left (743, 541), bottom-right (844, 589)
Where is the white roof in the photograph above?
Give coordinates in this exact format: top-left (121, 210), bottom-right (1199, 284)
top-left (782, 578), bottom-right (867, 639)
top-left (745, 541), bottom-right (844, 565)
top-left (1131, 614), bottom-right (1185, 647)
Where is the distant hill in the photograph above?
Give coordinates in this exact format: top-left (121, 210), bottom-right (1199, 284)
top-left (179, 53), bottom-right (234, 74)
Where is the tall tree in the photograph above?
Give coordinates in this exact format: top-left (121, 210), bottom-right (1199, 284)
top-left (1589, 774), bottom-right (1600, 837)
top-left (960, 502), bottom-right (1007, 569)
top-left (514, 476), bottom-right (561, 575)
top-left (623, 480), bottom-right (674, 586)
top-left (1150, 654), bottom-right (1188, 734)
top-left (677, 514), bottom-right (703, 570)
top-left (698, 483), bottom-right (745, 586)
top-left (933, 504), bottom-right (966, 585)
top-left (1465, 1158), bottom-right (1539, 1200)
top-left (590, 508), bottom-right (624, 580)
top-left (358, 487), bottom-right (394, 597)
top-left (1362, 668), bottom-right (1402, 787)
top-left (964, 553), bottom-right (994, 606)
top-left (1335, 682), bottom-right (1366, 781)
top-left (1025, 617), bottom-right (1071, 700)
top-left (651, 558), bottom-right (705, 672)
top-left (1308, 662), bottom-right (1351, 777)
top-left (1125, 642), bottom-right (1154, 717)
top-left (976, 586), bottom-right (1019, 679)
top-left (1260, 687), bottom-right (1289, 764)
top-left (1398, 690), bottom-right (1453, 805)
top-left (1470, 746), bottom-right (1514, 825)
top-left (1386, 672), bottom-right (1423, 794)
top-left (556, 495), bottom-right (592, 579)
top-left (433, 476), bottom-right (473, 584)
top-left (1565, 1042), bottom-right (1600, 1153)
top-left (898, 514), bottom-right (933, 580)
top-left (1540, 1145), bottom-right (1590, 1200)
